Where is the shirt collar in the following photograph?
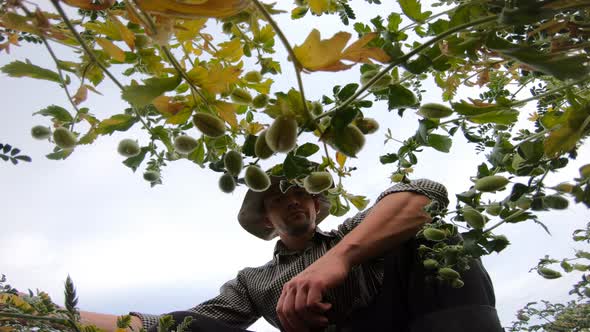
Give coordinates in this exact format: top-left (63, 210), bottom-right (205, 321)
top-left (272, 227), bottom-right (334, 258)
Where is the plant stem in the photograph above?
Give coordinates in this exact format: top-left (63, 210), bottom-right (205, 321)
top-left (250, 0), bottom-right (311, 118)
top-left (332, 15), bottom-right (499, 117)
top-left (161, 45), bottom-right (209, 105)
top-left (483, 220), bottom-right (505, 234)
top-left (51, 0), bottom-right (158, 137)
top-left (18, 5), bottom-right (82, 131)
top-left (509, 76), bottom-right (590, 108)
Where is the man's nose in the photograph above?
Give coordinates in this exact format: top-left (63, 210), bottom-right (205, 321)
top-left (286, 193), bottom-right (301, 208)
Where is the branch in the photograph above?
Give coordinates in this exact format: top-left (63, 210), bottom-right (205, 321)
top-left (333, 15), bottom-right (499, 115)
top-left (250, 0), bottom-right (312, 120)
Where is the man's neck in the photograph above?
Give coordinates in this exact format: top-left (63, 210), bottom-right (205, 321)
top-left (278, 229), bottom-right (315, 251)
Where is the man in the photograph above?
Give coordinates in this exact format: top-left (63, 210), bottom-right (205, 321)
top-left (81, 176), bottom-right (503, 331)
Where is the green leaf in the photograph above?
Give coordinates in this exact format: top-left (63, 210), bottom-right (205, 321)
top-left (123, 147), bottom-right (148, 172)
top-left (337, 83), bottom-right (359, 101)
top-left (121, 75), bottom-right (181, 107)
top-left (380, 153), bottom-right (398, 164)
top-left (544, 104), bottom-right (590, 157)
top-left (346, 194), bottom-right (370, 210)
top-left (151, 126), bottom-right (174, 152)
top-left (485, 34), bottom-right (590, 81)
top-left (1, 60), bottom-right (61, 83)
top-left (14, 155), bottom-right (32, 162)
top-left (242, 134), bottom-right (257, 157)
top-left (46, 149), bottom-right (73, 160)
top-left (403, 54), bottom-right (431, 74)
top-left (188, 139), bottom-right (205, 166)
top-left (398, 0), bottom-right (431, 23)
top-left (283, 152), bottom-right (312, 179)
top-left (97, 114), bottom-right (137, 135)
top-left (468, 109), bottom-right (519, 125)
top-left (387, 84), bottom-right (418, 109)
top-left (34, 105), bottom-right (74, 123)
top-left (328, 195), bottom-right (350, 217)
top-left (428, 134), bottom-right (452, 152)
top-left (330, 107), bottom-right (358, 130)
top-left (296, 143), bottom-right (320, 157)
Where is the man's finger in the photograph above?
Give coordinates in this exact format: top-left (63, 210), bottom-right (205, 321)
top-left (282, 286), bottom-right (308, 332)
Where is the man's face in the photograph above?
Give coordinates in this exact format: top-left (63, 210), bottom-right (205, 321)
top-left (263, 186), bottom-right (319, 237)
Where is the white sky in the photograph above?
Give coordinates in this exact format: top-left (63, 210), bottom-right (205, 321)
top-left (1, 2), bottom-right (589, 331)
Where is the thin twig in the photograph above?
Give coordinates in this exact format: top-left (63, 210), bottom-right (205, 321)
top-left (251, 0), bottom-right (312, 119)
top-left (51, 0), bottom-right (156, 136)
top-left (18, 5), bottom-right (82, 132)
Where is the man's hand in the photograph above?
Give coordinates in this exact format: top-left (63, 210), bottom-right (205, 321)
top-left (276, 252), bottom-right (350, 332)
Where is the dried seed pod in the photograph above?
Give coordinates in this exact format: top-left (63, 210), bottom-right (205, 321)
top-left (423, 228), bottom-right (446, 242)
top-left (53, 127), bottom-right (77, 149)
top-left (252, 94), bottom-right (269, 109)
top-left (174, 135), bottom-right (199, 154)
top-left (538, 267), bottom-right (561, 279)
top-left (360, 70), bottom-right (392, 90)
top-left (193, 113), bottom-right (226, 137)
top-left (356, 118), bottom-right (379, 134)
top-left (474, 175), bottom-right (509, 192)
top-left (230, 88), bottom-right (253, 105)
top-left (255, 130), bottom-right (274, 159)
top-left (143, 171), bottom-right (160, 182)
top-left (244, 70), bottom-right (262, 83)
top-left (438, 267), bottom-right (460, 280)
top-left (423, 259), bottom-right (439, 270)
top-left (117, 139), bottom-right (141, 157)
top-left (224, 150), bottom-right (243, 176)
top-left (311, 101), bottom-right (323, 116)
top-left (303, 171), bottom-right (333, 194)
top-left (463, 207), bottom-right (485, 229)
top-left (244, 166), bottom-right (271, 192)
top-left (417, 103), bottom-right (454, 119)
top-left (266, 116), bottom-right (298, 153)
top-left (31, 125), bottom-right (51, 140)
top-left (219, 173), bottom-right (236, 193)
top-left (332, 125), bottom-right (365, 157)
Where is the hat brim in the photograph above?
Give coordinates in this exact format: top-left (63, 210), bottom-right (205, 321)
top-left (238, 176), bottom-right (331, 240)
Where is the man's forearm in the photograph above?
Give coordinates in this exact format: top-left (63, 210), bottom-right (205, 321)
top-left (79, 311), bottom-right (142, 332)
top-left (328, 191), bottom-right (431, 268)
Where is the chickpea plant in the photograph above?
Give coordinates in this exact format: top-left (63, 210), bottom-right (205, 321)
top-left (1, 0), bottom-right (590, 330)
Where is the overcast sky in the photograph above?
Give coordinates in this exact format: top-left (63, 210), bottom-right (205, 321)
top-left (1, 2), bottom-right (589, 331)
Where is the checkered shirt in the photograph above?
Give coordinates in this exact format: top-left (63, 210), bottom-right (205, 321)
top-left (130, 179), bottom-right (449, 330)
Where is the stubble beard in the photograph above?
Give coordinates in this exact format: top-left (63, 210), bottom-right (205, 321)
top-left (283, 212), bottom-right (315, 237)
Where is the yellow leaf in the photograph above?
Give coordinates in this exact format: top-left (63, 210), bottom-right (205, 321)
top-left (215, 38), bottom-right (243, 63)
top-left (336, 151), bottom-right (347, 169)
top-left (109, 14), bottom-right (135, 50)
top-left (245, 78), bottom-right (273, 94)
top-left (166, 107), bottom-right (193, 124)
top-left (215, 101), bottom-right (238, 128)
top-left (96, 38), bottom-right (126, 62)
top-left (72, 85), bottom-right (88, 105)
top-left (136, 0), bottom-right (249, 18)
top-left (294, 30), bottom-right (390, 72)
top-left (152, 96), bottom-right (185, 116)
top-left (341, 32), bottom-right (391, 64)
top-left (175, 18), bottom-right (208, 42)
top-left (239, 119), bottom-right (264, 135)
top-left (188, 63), bottom-right (242, 95)
top-left (543, 104), bottom-right (590, 157)
top-left (84, 20), bottom-right (121, 40)
top-left (309, 0), bottom-right (330, 15)
top-left (293, 29), bottom-right (352, 72)
top-left (253, 24), bottom-right (275, 45)
top-left (0, 294), bottom-right (33, 312)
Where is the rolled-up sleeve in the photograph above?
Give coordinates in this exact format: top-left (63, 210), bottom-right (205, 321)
top-left (334, 179), bottom-right (449, 237)
top-left (130, 270), bottom-right (259, 330)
